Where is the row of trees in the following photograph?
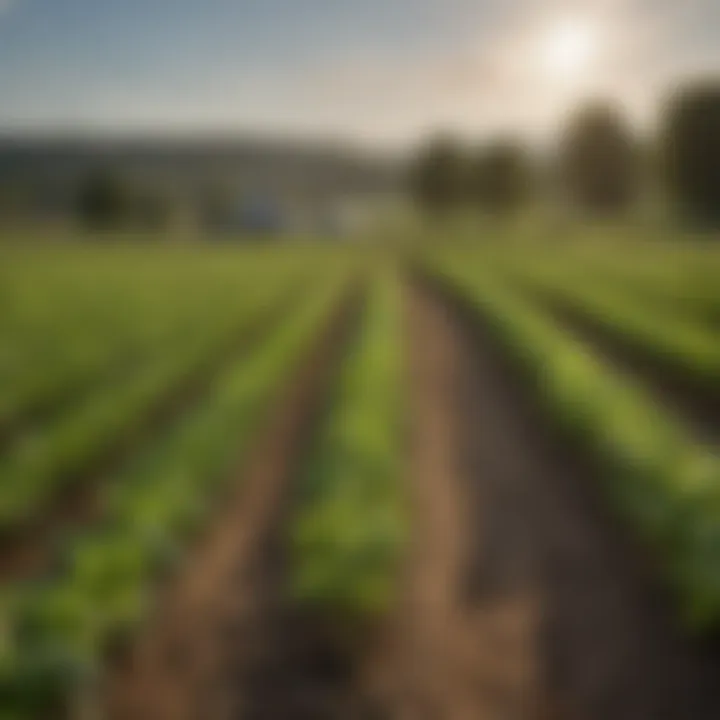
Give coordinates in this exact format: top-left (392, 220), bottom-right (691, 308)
top-left (410, 79), bottom-right (720, 225)
top-left (77, 171), bottom-right (171, 230)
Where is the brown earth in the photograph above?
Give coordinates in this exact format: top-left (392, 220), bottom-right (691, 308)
top-left (363, 280), bottom-right (542, 720)
top-left (101, 289), bottom-right (363, 720)
top-left (395, 277), bottom-right (720, 720)
top-left (54, 273), bottom-right (720, 720)
top-left (215, 290), bottom-right (385, 720)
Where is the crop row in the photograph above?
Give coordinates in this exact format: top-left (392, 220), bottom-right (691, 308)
top-left (499, 233), bottom-right (720, 323)
top-left (0, 275), bottom-right (350, 718)
top-left (291, 270), bottom-right (406, 622)
top-left (0, 254), bottom-right (307, 438)
top-left (426, 254), bottom-right (720, 630)
top-left (492, 257), bottom-right (720, 388)
top-left (0, 278), bottom-right (300, 531)
top-left (563, 262), bottom-right (720, 325)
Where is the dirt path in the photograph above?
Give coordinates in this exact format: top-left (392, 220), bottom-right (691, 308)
top-left (388, 278), bottom-right (720, 720)
top-left (371, 281), bottom-right (543, 719)
top-left (215, 295), bottom-right (380, 720)
top-left (102, 291), bottom-right (361, 720)
top-left (93, 275), bottom-right (720, 720)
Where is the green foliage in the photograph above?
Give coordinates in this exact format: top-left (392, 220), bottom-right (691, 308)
top-left (0, 263), bottom-right (304, 530)
top-left (409, 135), bottom-right (467, 218)
top-left (661, 80), bottom-right (720, 225)
top-left (0, 250), bottom-right (301, 429)
top-left (471, 139), bottom-right (532, 215)
top-left (559, 101), bottom-right (638, 214)
top-left (76, 171), bottom-right (129, 230)
top-left (428, 251), bottom-right (720, 630)
top-left (291, 271), bottom-right (406, 621)
top-left (496, 258), bottom-right (720, 384)
top-left (0, 278), bottom-right (349, 716)
top-left (520, 240), bottom-right (720, 323)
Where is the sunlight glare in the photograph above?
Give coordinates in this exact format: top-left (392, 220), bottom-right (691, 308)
top-left (541, 17), bottom-right (600, 80)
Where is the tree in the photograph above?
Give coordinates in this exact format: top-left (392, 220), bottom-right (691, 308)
top-left (76, 170), bottom-right (128, 229)
top-left (132, 189), bottom-right (171, 231)
top-left (471, 139), bottom-right (531, 215)
top-left (198, 183), bottom-right (237, 231)
top-left (558, 101), bottom-right (638, 214)
top-left (409, 135), bottom-right (467, 217)
top-left (661, 80), bottom-right (720, 225)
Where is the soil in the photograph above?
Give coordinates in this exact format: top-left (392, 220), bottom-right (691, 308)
top-left (102, 289), bottom-right (364, 720)
top-left (366, 279), bottom-right (544, 719)
top-left (39, 274), bottom-right (720, 720)
top-left (209, 288), bottom-right (383, 720)
top-left (397, 276), bottom-right (720, 720)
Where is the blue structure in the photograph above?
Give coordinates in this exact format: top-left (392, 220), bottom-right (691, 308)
top-left (236, 196), bottom-right (285, 234)
top-left (203, 194), bottom-right (285, 237)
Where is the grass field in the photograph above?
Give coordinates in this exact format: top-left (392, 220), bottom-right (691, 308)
top-left (0, 234), bottom-right (719, 719)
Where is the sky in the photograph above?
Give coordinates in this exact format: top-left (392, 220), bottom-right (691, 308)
top-left (0, 0), bottom-right (718, 148)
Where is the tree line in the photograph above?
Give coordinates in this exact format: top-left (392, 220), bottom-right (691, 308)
top-left (76, 170), bottom-right (171, 231)
top-left (409, 79), bottom-right (720, 227)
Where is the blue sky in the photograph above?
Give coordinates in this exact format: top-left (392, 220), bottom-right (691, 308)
top-left (0, 0), bottom-right (718, 146)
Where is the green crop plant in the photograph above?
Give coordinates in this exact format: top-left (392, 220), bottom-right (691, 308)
top-left (0, 280), bottom-right (298, 529)
top-left (291, 270), bottom-right (406, 623)
top-left (0, 275), bottom-right (350, 718)
top-left (497, 258), bottom-right (720, 384)
top-left (427, 252), bottom-right (720, 631)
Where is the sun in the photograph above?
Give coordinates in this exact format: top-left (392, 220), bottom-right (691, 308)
top-left (540, 17), bottom-right (600, 80)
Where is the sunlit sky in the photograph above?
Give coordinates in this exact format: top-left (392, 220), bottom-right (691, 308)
top-left (0, 0), bottom-right (718, 147)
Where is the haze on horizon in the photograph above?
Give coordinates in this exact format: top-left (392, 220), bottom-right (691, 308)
top-left (0, 0), bottom-right (718, 149)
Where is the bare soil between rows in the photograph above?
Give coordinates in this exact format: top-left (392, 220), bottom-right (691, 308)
top-left (410, 275), bottom-right (720, 719)
top-left (102, 288), bottom-right (366, 720)
top-left (70, 275), bottom-right (720, 720)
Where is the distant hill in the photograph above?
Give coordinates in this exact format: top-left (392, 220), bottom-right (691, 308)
top-left (0, 135), bottom-right (400, 214)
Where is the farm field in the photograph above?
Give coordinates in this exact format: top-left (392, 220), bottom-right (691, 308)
top-left (0, 236), bottom-right (719, 719)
